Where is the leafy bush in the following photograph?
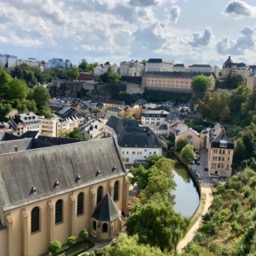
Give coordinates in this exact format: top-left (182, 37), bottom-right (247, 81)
top-left (49, 240), bottom-right (62, 255)
top-left (68, 235), bottom-right (77, 248)
top-left (79, 228), bottom-right (89, 240)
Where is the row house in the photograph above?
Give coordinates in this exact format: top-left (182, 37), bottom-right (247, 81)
top-left (141, 109), bottom-right (169, 126)
top-left (145, 58), bottom-right (173, 72)
top-left (201, 123), bottom-right (234, 177)
top-left (175, 128), bottom-right (201, 150)
top-left (119, 60), bottom-right (145, 77)
top-left (8, 112), bottom-right (41, 136)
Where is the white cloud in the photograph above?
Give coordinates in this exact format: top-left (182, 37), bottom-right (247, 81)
top-left (189, 28), bottom-right (213, 47)
top-left (223, 0), bottom-right (256, 17)
top-left (167, 5), bottom-right (180, 23)
top-left (217, 26), bottom-right (256, 55)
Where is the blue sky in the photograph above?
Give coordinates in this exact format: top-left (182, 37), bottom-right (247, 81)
top-left (1, 0), bottom-right (256, 67)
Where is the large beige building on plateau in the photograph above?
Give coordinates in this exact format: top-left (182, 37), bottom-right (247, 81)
top-left (142, 72), bottom-right (215, 92)
top-left (0, 137), bottom-right (129, 256)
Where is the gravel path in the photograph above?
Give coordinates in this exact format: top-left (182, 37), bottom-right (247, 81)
top-left (177, 184), bottom-right (213, 253)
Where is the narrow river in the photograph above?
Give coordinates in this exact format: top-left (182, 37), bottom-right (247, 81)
top-left (172, 162), bottom-right (200, 217)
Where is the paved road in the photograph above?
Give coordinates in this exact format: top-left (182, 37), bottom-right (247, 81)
top-left (176, 184), bottom-right (213, 253)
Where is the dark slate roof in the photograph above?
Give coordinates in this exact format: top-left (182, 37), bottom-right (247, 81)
top-left (20, 131), bottom-right (39, 139)
top-left (210, 123), bottom-right (234, 149)
top-left (174, 64), bottom-right (185, 67)
top-left (189, 64), bottom-right (211, 67)
top-left (118, 126), bottom-right (161, 148)
top-left (120, 76), bottom-right (142, 85)
top-left (144, 71), bottom-right (214, 78)
top-left (106, 116), bottom-right (139, 135)
top-left (166, 111), bottom-right (181, 121)
top-left (92, 193), bottom-right (121, 221)
top-left (141, 111), bottom-right (168, 118)
top-left (106, 117), bottom-right (160, 148)
top-left (0, 132), bottom-right (19, 141)
top-left (0, 138), bottom-right (32, 154)
top-left (0, 137), bottom-right (126, 211)
top-left (223, 56), bottom-right (245, 68)
top-left (147, 58), bottom-right (163, 63)
top-left (37, 136), bottom-right (81, 146)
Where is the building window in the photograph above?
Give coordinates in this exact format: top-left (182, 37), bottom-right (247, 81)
top-left (93, 220), bottom-right (96, 230)
top-left (55, 199), bottom-right (63, 224)
top-left (77, 192), bottom-right (84, 216)
top-left (31, 207), bottom-right (40, 233)
top-left (114, 181), bottom-right (119, 201)
top-left (102, 223), bottom-right (108, 233)
top-left (97, 186), bottom-right (103, 204)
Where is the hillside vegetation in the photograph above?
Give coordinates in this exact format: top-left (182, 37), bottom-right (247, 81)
top-left (182, 168), bottom-right (256, 256)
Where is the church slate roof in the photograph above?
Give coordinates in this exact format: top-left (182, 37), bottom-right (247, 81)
top-left (106, 116), bottom-right (161, 149)
top-left (92, 193), bottom-right (121, 221)
top-left (118, 126), bottom-right (161, 148)
top-left (0, 138), bottom-right (32, 154)
top-left (0, 137), bottom-right (126, 211)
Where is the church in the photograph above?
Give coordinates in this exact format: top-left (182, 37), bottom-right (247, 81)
top-left (0, 136), bottom-right (129, 256)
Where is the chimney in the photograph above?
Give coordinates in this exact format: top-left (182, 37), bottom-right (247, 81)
top-left (14, 145), bottom-right (18, 152)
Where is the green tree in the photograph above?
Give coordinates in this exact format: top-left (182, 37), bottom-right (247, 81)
top-left (68, 66), bottom-right (79, 80)
top-left (127, 201), bottom-right (188, 252)
top-left (78, 59), bottom-right (98, 73)
top-left (180, 144), bottom-right (195, 162)
top-left (129, 165), bottom-right (149, 189)
top-left (0, 68), bottom-right (12, 100)
top-left (99, 67), bottom-right (120, 84)
top-left (30, 86), bottom-right (50, 114)
top-left (191, 75), bottom-right (211, 97)
top-left (176, 137), bottom-right (188, 152)
top-left (7, 79), bottom-right (29, 101)
top-left (66, 128), bottom-right (84, 140)
top-left (0, 103), bottom-right (12, 121)
top-left (105, 233), bottom-right (167, 256)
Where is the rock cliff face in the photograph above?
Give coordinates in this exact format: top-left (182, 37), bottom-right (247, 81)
top-left (48, 80), bottom-right (126, 99)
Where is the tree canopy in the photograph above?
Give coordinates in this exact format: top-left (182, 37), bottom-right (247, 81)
top-left (99, 67), bottom-right (120, 83)
top-left (191, 75), bottom-right (211, 97)
top-left (127, 157), bottom-right (188, 253)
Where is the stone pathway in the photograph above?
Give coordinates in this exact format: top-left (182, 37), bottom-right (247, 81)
top-left (177, 184), bottom-right (213, 253)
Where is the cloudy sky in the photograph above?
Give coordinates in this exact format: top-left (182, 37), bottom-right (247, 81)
top-left (1, 0), bottom-right (256, 67)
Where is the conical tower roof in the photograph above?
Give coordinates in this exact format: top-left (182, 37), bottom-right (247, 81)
top-left (92, 193), bottom-right (121, 221)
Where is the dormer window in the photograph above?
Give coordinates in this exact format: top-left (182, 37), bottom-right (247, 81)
top-left (220, 140), bottom-right (227, 148)
top-left (54, 179), bottom-right (60, 188)
top-left (112, 166), bottom-right (117, 172)
top-left (96, 169), bottom-right (101, 176)
top-left (31, 186), bottom-right (36, 194)
top-left (76, 174), bottom-right (81, 182)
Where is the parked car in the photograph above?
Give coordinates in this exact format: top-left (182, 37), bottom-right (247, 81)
top-left (195, 172), bottom-right (201, 179)
top-left (204, 166), bottom-right (208, 171)
top-left (212, 178), bottom-right (220, 183)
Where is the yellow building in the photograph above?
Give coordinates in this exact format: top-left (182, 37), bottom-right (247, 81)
top-left (142, 71), bottom-right (215, 92)
top-left (0, 137), bottom-right (129, 256)
top-left (206, 123), bottom-right (234, 177)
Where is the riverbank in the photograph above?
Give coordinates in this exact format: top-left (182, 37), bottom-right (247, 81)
top-left (177, 184), bottom-right (213, 253)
